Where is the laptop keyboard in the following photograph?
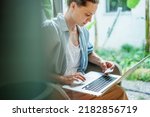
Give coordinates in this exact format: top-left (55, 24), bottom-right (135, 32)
top-left (82, 75), bottom-right (117, 92)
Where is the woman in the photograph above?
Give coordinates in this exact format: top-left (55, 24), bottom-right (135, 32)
top-left (42, 0), bottom-right (128, 100)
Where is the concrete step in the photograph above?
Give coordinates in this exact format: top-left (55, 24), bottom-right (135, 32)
top-left (121, 80), bottom-right (150, 100)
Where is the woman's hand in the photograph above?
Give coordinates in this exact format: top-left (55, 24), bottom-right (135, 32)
top-left (99, 60), bottom-right (115, 73)
top-left (88, 52), bottom-right (114, 74)
top-left (59, 72), bottom-right (86, 85)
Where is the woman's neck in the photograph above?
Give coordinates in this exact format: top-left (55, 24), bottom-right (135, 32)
top-left (65, 11), bottom-right (77, 32)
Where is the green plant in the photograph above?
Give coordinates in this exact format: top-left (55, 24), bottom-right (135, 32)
top-left (127, 0), bottom-right (140, 9)
top-left (86, 20), bottom-right (96, 30)
top-left (42, 0), bottom-right (53, 19)
top-left (127, 68), bottom-right (150, 81)
top-left (121, 44), bottom-right (135, 52)
top-left (96, 44), bottom-right (150, 82)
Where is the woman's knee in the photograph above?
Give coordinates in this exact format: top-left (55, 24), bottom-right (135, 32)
top-left (114, 85), bottom-right (128, 100)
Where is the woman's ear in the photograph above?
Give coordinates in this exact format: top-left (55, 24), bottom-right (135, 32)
top-left (70, 2), bottom-right (77, 10)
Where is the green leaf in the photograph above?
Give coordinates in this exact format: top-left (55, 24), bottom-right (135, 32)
top-left (127, 0), bottom-right (140, 9)
top-left (86, 20), bottom-right (96, 30)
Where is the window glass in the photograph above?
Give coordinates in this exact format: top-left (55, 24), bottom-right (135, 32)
top-left (106, 0), bottom-right (131, 13)
top-left (41, 0), bottom-right (53, 20)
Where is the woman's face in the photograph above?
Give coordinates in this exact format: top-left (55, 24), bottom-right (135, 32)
top-left (70, 1), bottom-right (98, 26)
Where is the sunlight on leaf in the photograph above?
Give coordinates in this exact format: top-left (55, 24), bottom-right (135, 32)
top-left (127, 0), bottom-right (140, 9)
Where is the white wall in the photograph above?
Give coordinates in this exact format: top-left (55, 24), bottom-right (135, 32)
top-left (89, 0), bottom-right (146, 50)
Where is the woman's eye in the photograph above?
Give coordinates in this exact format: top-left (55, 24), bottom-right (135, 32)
top-left (85, 14), bottom-right (90, 17)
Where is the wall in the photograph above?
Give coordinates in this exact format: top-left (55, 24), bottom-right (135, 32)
top-left (89, 0), bottom-right (146, 49)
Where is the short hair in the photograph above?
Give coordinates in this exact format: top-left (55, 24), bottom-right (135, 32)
top-left (67, 0), bottom-right (99, 7)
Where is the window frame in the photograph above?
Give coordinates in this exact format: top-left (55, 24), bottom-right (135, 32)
top-left (105, 0), bottom-right (131, 14)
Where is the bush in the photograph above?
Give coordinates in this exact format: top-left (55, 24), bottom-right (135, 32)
top-left (96, 44), bottom-right (150, 82)
top-left (127, 68), bottom-right (150, 82)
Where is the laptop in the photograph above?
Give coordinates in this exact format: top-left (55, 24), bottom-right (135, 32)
top-left (62, 55), bottom-right (150, 96)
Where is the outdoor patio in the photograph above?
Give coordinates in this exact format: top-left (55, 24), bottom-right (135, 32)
top-left (122, 79), bottom-right (150, 100)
